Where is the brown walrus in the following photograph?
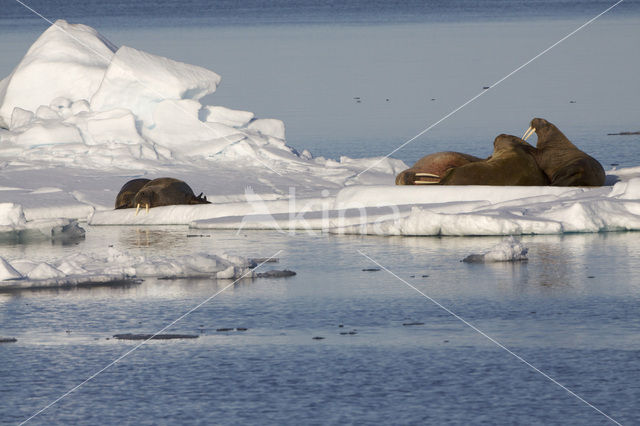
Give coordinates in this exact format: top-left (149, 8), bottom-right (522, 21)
top-left (522, 118), bottom-right (605, 186)
top-left (439, 134), bottom-right (549, 186)
top-left (395, 151), bottom-right (482, 185)
top-left (115, 178), bottom-right (151, 209)
top-left (133, 178), bottom-right (210, 214)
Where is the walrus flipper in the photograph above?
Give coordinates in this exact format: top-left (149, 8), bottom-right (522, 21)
top-left (190, 192), bottom-right (211, 205)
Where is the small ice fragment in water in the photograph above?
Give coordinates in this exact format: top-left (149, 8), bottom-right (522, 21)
top-left (113, 333), bottom-right (198, 340)
top-left (462, 237), bottom-right (528, 263)
top-left (255, 269), bottom-right (296, 278)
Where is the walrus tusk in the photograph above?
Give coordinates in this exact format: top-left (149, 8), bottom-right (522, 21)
top-left (136, 203), bottom-right (141, 215)
top-left (414, 181), bottom-right (439, 185)
top-left (414, 173), bottom-right (440, 178)
top-left (522, 126), bottom-right (536, 141)
top-left (145, 204), bottom-right (149, 214)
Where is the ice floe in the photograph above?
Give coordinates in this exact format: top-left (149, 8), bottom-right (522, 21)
top-left (0, 20), bottom-right (638, 239)
top-left (0, 249), bottom-right (256, 289)
top-left (0, 202), bottom-right (86, 243)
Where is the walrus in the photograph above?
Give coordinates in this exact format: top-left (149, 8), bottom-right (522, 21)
top-left (115, 178), bottom-right (151, 209)
top-left (439, 134), bottom-right (549, 186)
top-left (522, 118), bottom-right (605, 186)
top-left (133, 177), bottom-right (210, 214)
top-left (395, 151), bottom-right (483, 185)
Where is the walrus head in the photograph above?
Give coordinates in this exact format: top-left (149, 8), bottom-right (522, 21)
top-left (133, 189), bottom-right (155, 215)
top-left (522, 118), bottom-right (577, 151)
top-left (495, 133), bottom-right (523, 149)
top-left (522, 118), bottom-right (552, 142)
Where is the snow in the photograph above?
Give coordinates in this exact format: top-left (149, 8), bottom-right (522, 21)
top-left (203, 106), bottom-right (254, 128)
top-left (0, 249), bottom-right (256, 288)
top-left (0, 19), bottom-right (638, 251)
top-left (0, 21), bottom-right (116, 128)
top-left (90, 45), bottom-right (221, 126)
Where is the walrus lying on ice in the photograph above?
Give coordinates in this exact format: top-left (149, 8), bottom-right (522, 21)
top-left (115, 178), bottom-right (151, 209)
top-left (438, 134), bottom-right (549, 186)
top-left (396, 118), bottom-right (605, 187)
top-left (395, 151), bottom-right (482, 185)
top-left (115, 177), bottom-right (210, 213)
top-left (522, 118), bottom-right (605, 186)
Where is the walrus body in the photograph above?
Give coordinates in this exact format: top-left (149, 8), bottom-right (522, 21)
top-left (439, 134), bottom-right (549, 186)
top-left (115, 178), bottom-right (151, 209)
top-left (524, 118), bottom-right (605, 186)
top-left (133, 178), bottom-right (210, 210)
top-left (395, 151), bottom-right (482, 185)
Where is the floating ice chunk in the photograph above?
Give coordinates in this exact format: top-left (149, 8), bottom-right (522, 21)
top-left (0, 257), bottom-right (22, 281)
top-left (0, 20), bottom-right (116, 128)
top-left (247, 119), bottom-right (285, 140)
top-left (216, 265), bottom-right (238, 279)
top-left (0, 202), bottom-right (85, 242)
top-left (203, 105), bottom-right (254, 128)
top-left (91, 45), bottom-right (221, 126)
top-left (30, 187), bottom-right (62, 194)
top-left (10, 107), bottom-right (34, 130)
top-left (462, 237), bottom-right (528, 263)
top-left (27, 263), bottom-right (66, 280)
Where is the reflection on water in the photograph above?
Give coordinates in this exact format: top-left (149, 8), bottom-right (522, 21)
top-left (120, 227), bottom-right (190, 248)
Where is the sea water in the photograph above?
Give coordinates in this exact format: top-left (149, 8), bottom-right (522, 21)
top-left (1, 227), bottom-right (640, 424)
top-left (1, 1), bottom-right (640, 424)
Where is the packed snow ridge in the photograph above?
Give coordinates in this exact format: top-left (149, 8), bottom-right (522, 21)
top-left (1, 20), bottom-right (639, 237)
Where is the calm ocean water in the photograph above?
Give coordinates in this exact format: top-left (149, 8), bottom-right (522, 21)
top-left (2, 227), bottom-right (640, 425)
top-left (1, 2), bottom-right (640, 425)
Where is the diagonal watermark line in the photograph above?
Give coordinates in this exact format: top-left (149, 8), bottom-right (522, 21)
top-left (357, 250), bottom-right (622, 425)
top-left (20, 251), bottom-right (283, 425)
top-left (356, 0), bottom-right (625, 178)
top-left (12, 0), bottom-right (284, 176)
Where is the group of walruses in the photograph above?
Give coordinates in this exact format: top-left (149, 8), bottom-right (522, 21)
top-left (115, 118), bottom-right (605, 211)
top-left (396, 118), bottom-right (605, 187)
